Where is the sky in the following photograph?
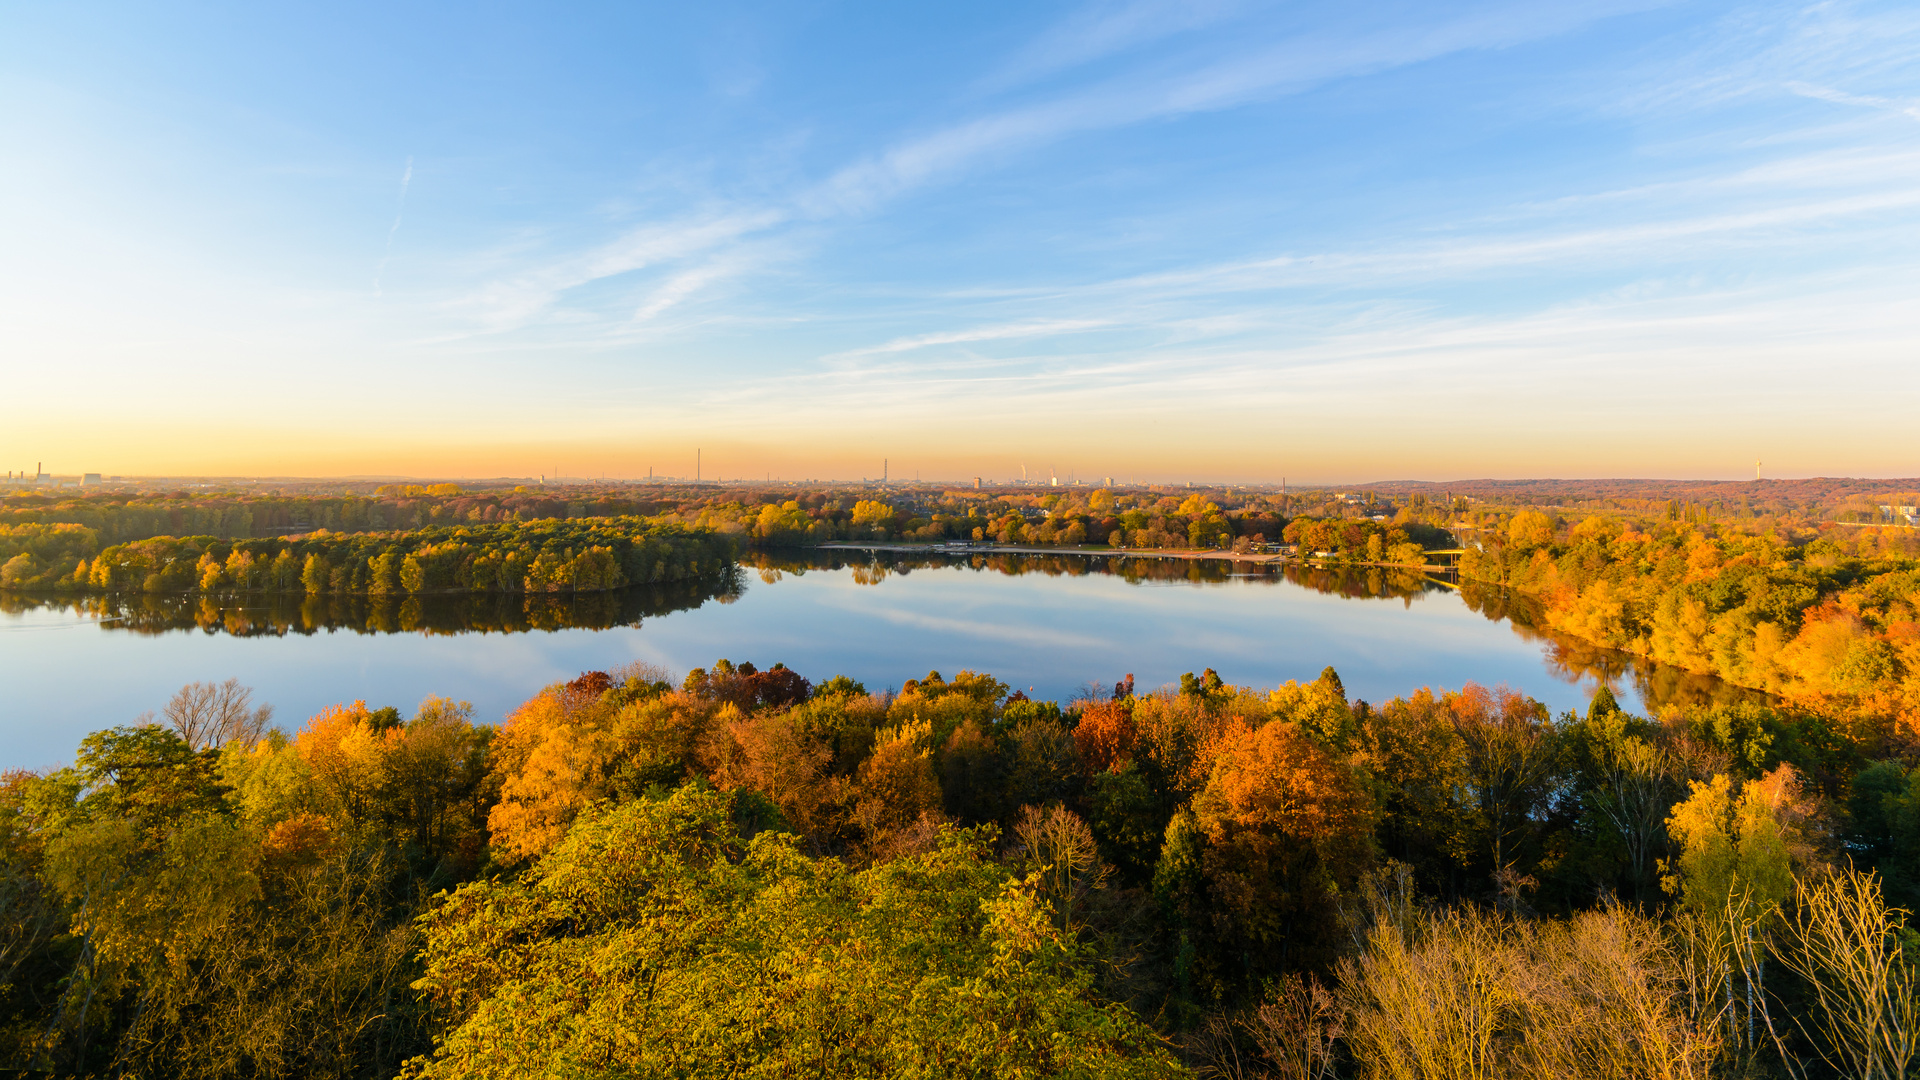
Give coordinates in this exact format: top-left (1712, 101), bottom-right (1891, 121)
top-left (1, 0), bottom-right (1916, 484)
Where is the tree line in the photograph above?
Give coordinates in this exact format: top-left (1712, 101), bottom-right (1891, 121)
top-left (693, 490), bottom-right (1290, 550)
top-left (0, 520), bottom-right (737, 596)
top-left (1362, 476), bottom-right (1920, 527)
top-left (6, 484), bottom-right (1457, 560)
top-left (0, 487), bottom-right (680, 546)
top-left (11, 477), bottom-right (1917, 564)
top-left (1459, 509), bottom-right (1920, 729)
top-left (690, 488), bottom-right (1458, 558)
top-left (7, 660), bottom-right (1920, 1077)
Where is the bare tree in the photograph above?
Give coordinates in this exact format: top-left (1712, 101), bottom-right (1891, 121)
top-left (1243, 972), bottom-right (1344, 1080)
top-left (163, 679), bottom-right (273, 750)
top-left (1340, 904), bottom-right (1720, 1080)
top-left (1013, 803), bottom-right (1109, 936)
top-left (1773, 868), bottom-right (1920, 1080)
top-left (1591, 731), bottom-right (1678, 906)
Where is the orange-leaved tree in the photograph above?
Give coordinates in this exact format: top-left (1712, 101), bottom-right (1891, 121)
top-left (1185, 716), bottom-right (1373, 992)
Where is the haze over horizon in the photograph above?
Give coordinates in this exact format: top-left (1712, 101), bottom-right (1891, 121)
top-left (4, 0), bottom-right (1916, 483)
top-left (11, 469), bottom-right (1920, 491)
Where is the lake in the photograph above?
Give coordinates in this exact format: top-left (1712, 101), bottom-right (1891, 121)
top-left (0, 550), bottom-right (1746, 769)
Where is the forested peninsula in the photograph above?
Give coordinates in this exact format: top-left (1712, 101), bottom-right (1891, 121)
top-left (0, 519), bottom-right (736, 596)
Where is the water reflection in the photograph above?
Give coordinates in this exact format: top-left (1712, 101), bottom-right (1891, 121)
top-left (1, 551), bottom-right (1760, 715)
top-left (1456, 580), bottom-right (1766, 713)
top-left (758, 551), bottom-right (1762, 713)
top-left (0, 570), bottom-right (743, 637)
top-left (748, 549), bottom-right (1447, 603)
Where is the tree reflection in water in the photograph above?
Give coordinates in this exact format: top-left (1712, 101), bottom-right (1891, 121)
top-left (755, 550), bottom-right (1763, 713)
top-left (748, 549), bottom-right (1445, 598)
top-left (0, 568), bottom-right (743, 637)
top-left (1456, 579), bottom-right (1764, 713)
top-left (5, 551), bottom-right (1758, 715)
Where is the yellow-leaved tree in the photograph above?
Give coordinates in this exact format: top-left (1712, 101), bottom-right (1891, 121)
top-left (1661, 764), bottom-right (1825, 1057)
top-left (487, 672), bottom-right (711, 864)
top-left (405, 785), bottom-right (1183, 1080)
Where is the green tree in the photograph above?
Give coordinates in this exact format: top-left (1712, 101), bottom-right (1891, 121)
top-left (407, 785), bottom-right (1180, 1079)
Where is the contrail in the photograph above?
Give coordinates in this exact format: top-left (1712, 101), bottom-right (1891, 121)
top-left (373, 156), bottom-right (413, 292)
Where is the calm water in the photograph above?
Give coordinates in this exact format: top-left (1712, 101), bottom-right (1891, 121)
top-left (0, 552), bottom-right (1742, 769)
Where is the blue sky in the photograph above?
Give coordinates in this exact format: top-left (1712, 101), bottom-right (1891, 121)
top-left (2, 0), bottom-right (1916, 482)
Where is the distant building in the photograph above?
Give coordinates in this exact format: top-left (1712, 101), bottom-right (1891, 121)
top-left (82, 473), bottom-right (102, 485)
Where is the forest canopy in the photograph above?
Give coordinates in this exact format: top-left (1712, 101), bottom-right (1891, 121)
top-left (7, 656), bottom-right (1920, 1078)
top-left (1459, 510), bottom-right (1920, 734)
top-left (0, 519), bottom-right (736, 596)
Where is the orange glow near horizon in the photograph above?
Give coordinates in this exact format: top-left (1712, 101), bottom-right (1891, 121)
top-left (7, 414), bottom-right (1913, 487)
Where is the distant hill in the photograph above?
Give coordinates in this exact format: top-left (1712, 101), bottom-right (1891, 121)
top-left (1348, 476), bottom-right (1920, 516)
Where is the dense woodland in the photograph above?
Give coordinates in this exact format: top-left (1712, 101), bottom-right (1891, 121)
top-left (7, 657), bottom-right (1920, 1078)
top-left (0, 519), bottom-right (736, 596)
top-left (0, 485), bottom-right (1407, 561)
top-left (4, 477), bottom-right (1914, 555)
top-left (1461, 508), bottom-right (1920, 733)
top-left (1363, 477), bottom-right (1920, 526)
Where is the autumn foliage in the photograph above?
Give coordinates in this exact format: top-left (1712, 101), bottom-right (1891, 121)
top-left (9, 655), bottom-right (1920, 1078)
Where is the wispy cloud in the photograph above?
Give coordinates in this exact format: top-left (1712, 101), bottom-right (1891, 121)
top-left (830, 318), bottom-right (1108, 359)
top-left (372, 156), bottom-right (412, 292)
top-left (699, 265), bottom-right (1920, 436)
top-left (809, 1), bottom-right (1668, 216)
top-left (854, 604), bottom-right (1115, 650)
top-left (977, 0), bottom-right (1246, 93)
top-left (454, 0), bottom-right (1667, 329)
top-left (751, 104), bottom-right (1920, 421)
top-left (441, 0), bottom-right (1918, 406)
top-left (1787, 80), bottom-right (1920, 120)
top-left (631, 261), bottom-right (736, 323)
top-left (1612, 1), bottom-right (1920, 116)
top-left (451, 208), bottom-right (783, 333)
top-left (1103, 188), bottom-right (1920, 298)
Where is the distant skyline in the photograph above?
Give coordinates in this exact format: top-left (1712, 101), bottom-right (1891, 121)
top-left (3, 0), bottom-right (1917, 483)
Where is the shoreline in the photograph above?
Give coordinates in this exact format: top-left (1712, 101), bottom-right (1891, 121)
top-left (813, 541), bottom-right (1461, 574)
